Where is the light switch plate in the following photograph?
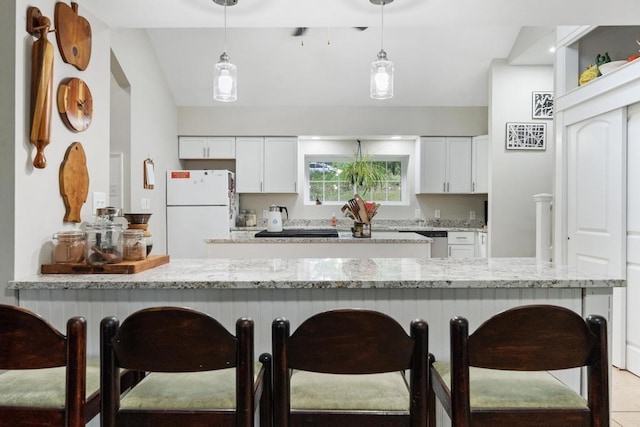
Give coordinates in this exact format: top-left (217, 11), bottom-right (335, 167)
top-left (470, 210), bottom-right (476, 220)
top-left (414, 209), bottom-right (422, 219)
top-left (434, 209), bottom-right (441, 219)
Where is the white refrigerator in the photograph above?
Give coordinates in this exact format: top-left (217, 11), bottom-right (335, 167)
top-left (166, 169), bottom-right (238, 258)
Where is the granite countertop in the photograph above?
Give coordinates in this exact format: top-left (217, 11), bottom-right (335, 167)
top-left (10, 258), bottom-right (624, 290)
top-left (207, 231), bottom-right (433, 244)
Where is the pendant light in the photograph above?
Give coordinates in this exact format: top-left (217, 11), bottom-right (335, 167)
top-left (213, 0), bottom-right (238, 102)
top-left (370, 0), bottom-right (394, 100)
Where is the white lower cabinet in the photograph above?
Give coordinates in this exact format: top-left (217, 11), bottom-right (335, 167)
top-left (448, 231), bottom-right (476, 258)
top-left (477, 231), bottom-right (488, 258)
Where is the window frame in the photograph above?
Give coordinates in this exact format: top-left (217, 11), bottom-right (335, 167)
top-left (304, 155), bottom-right (409, 206)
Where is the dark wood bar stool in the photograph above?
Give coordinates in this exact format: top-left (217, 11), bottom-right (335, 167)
top-left (429, 304), bottom-right (609, 427)
top-left (272, 308), bottom-right (429, 427)
top-left (0, 304), bottom-right (99, 427)
top-left (101, 306), bottom-right (268, 427)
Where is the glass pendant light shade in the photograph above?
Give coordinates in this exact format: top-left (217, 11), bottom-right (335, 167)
top-left (213, 52), bottom-right (237, 102)
top-left (370, 50), bottom-right (394, 99)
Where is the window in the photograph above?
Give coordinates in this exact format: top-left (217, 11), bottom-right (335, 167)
top-left (306, 157), bottom-right (407, 204)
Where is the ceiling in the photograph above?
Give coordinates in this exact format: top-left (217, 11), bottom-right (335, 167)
top-left (79, 0), bottom-right (640, 108)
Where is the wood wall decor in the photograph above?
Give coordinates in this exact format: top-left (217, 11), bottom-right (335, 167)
top-left (59, 142), bottom-right (89, 223)
top-left (27, 7), bottom-right (54, 169)
top-left (57, 77), bottom-right (93, 132)
top-left (54, 2), bottom-right (92, 71)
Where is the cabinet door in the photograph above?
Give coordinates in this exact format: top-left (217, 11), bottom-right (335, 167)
top-left (264, 137), bottom-right (298, 193)
top-left (447, 137), bottom-right (472, 193)
top-left (236, 137), bottom-right (264, 193)
top-left (178, 137), bottom-right (207, 159)
top-left (448, 244), bottom-right (475, 258)
top-left (472, 135), bottom-right (488, 193)
top-left (206, 137), bottom-right (236, 159)
top-left (567, 108), bottom-right (625, 277)
top-left (418, 137), bottom-right (447, 193)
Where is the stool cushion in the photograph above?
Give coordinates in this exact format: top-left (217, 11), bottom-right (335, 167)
top-left (290, 369), bottom-right (409, 411)
top-left (120, 368), bottom-right (237, 410)
top-left (432, 361), bottom-right (589, 409)
top-left (0, 359), bottom-right (100, 408)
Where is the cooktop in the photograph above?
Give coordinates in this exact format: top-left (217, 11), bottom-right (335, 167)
top-left (254, 229), bottom-right (339, 238)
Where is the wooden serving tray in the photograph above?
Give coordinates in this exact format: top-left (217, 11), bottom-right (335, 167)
top-left (41, 255), bottom-right (169, 274)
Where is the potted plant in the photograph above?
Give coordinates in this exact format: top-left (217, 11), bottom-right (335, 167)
top-left (341, 140), bottom-right (383, 196)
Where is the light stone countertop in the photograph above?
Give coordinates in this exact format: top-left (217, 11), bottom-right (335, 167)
top-left (208, 231), bottom-right (433, 244)
top-left (10, 258), bottom-right (624, 290)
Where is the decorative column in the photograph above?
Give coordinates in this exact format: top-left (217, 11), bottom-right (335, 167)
top-left (533, 194), bottom-right (553, 262)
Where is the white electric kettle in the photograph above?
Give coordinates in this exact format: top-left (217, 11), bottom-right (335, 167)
top-left (267, 205), bottom-right (288, 232)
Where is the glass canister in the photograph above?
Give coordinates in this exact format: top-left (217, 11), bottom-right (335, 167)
top-left (123, 229), bottom-right (146, 261)
top-left (246, 210), bottom-right (257, 227)
top-left (84, 222), bottom-right (123, 265)
top-left (52, 230), bottom-right (85, 264)
top-left (237, 209), bottom-right (247, 227)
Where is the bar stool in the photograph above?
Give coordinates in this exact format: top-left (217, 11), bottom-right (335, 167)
top-left (271, 308), bottom-right (429, 427)
top-left (429, 304), bottom-right (609, 427)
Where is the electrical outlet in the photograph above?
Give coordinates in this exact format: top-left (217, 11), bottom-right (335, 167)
top-left (92, 192), bottom-right (106, 214)
top-left (414, 209), bottom-right (422, 219)
top-left (470, 210), bottom-right (476, 220)
top-left (262, 210), bottom-right (268, 218)
top-left (434, 209), bottom-right (440, 219)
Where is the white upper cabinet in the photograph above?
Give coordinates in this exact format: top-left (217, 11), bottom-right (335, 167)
top-left (416, 137), bottom-right (471, 193)
top-left (236, 137), bottom-right (298, 193)
top-left (235, 137), bottom-right (264, 193)
top-left (179, 137), bottom-right (236, 159)
top-left (471, 135), bottom-right (488, 193)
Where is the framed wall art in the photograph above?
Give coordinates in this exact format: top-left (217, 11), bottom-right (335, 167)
top-left (506, 122), bottom-right (546, 150)
top-left (532, 91), bottom-right (553, 119)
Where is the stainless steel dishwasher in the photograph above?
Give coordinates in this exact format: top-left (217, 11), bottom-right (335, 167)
top-left (401, 230), bottom-right (448, 258)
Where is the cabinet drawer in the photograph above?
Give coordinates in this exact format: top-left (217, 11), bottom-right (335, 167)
top-left (447, 231), bottom-right (474, 245)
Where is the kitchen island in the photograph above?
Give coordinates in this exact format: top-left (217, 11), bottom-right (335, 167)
top-left (10, 256), bottom-right (623, 422)
top-left (11, 257), bottom-right (622, 355)
top-left (206, 230), bottom-right (433, 258)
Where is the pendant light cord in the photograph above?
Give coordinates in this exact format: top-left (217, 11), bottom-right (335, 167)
top-left (380, 0), bottom-right (384, 51)
top-left (224, 0), bottom-right (228, 53)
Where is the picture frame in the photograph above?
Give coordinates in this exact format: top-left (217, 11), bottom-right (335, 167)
top-left (505, 122), bottom-right (546, 150)
top-left (532, 91), bottom-right (553, 119)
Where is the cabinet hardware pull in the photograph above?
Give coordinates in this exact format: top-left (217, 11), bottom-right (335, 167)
top-left (443, 182), bottom-right (446, 192)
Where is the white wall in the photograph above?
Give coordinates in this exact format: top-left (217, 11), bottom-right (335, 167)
top-left (488, 60), bottom-right (554, 257)
top-left (1, 0), bottom-right (16, 302)
top-left (178, 106), bottom-right (488, 137)
top-left (110, 29), bottom-right (181, 255)
top-left (5, 6), bottom-right (180, 295)
top-left (13, 0), bottom-right (111, 282)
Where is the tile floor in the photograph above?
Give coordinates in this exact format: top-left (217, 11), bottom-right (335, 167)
top-left (612, 368), bottom-right (640, 426)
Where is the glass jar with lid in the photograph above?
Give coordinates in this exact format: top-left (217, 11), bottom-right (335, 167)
top-left (52, 230), bottom-right (85, 264)
top-left (84, 221), bottom-right (123, 265)
top-left (237, 209), bottom-right (247, 227)
top-left (123, 229), bottom-right (146, 261)
top-left (246, 210), bottom-right (257, 227)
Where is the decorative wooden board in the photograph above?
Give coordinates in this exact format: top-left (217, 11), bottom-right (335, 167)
top-left (54, 2), bottom-right (92, 71)
top-left (41, 255), bottom-right (170, 274)
top-left (57, 77), bottom-right (92, 132)
top-left (59, 142), bottom-right (89, 223)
